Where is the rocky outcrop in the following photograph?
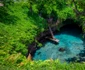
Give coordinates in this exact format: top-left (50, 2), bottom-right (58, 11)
top-left (59, 48), bottom-right (65, 52)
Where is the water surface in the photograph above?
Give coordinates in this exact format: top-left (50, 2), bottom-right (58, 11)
top-left (33, 24), bottom-right (85, 62)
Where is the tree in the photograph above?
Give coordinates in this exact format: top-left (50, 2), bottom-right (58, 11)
top-left (71, 0), bottom-right (85, 33)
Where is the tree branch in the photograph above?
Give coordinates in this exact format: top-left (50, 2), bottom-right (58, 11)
top-left (72, 0), bottom-right (85, 16)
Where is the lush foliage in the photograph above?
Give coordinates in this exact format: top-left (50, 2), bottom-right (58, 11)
top-left (0, 2), bottom-right (47, 65)
top-left (1, 59), bottom-right (85, 70)
top-left (27, 0), bottom-right (76, 20)
top-left (0, 0), bottom-right (85, 70)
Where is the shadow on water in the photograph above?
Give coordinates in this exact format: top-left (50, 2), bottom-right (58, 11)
top-left (66, 40), bottom-right (85, 62)
top-left (56, 23), bottom-right (82, 37)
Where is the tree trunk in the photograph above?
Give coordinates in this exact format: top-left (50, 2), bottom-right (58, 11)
top-left (48, 24), bottom-right (54, 39)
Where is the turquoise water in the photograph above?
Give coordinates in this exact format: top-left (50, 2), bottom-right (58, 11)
top-left (33, 25), bottom-right (84, 62)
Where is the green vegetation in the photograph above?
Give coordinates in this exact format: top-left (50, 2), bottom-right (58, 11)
top-left (0, 0), bottom-right (85, 70)
top-left (1, 59), bottom-right (85, 70)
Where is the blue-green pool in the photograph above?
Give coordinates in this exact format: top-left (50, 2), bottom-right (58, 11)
top-left (33, 25), bottom-right (85, 62)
